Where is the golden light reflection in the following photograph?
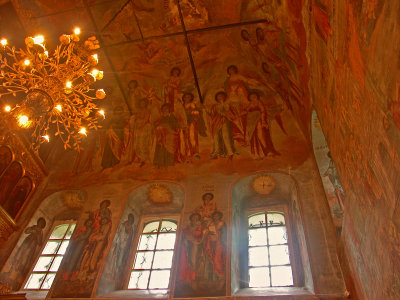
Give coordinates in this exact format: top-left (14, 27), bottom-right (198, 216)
top-left (78, 127), bottom-right (87, 135)
top-left (33, 35), bottom-right (45, 45)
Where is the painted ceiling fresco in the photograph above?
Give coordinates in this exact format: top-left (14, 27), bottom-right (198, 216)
top-left (3, 0), bottom-right (311, 183)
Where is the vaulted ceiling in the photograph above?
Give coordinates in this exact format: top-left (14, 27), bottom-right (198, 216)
top-left (0, 0), bottom-right (311, 172)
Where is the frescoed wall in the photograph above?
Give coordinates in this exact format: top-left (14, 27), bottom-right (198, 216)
top-left (308, 0), bottom-right (400, 299)
top-left (311, 110), bottom-right (344, 234)
top-left (3, 0), bottom-right (398, 299)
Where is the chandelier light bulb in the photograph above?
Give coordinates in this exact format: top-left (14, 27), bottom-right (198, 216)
top-left (89, 54), bottom-right (99, 65)
top-left (23, 59), bottom-right (30, 66)
top-left (4, 105), bottom-right (11, 112)
top-left (65, 81), bottom-right (72, 89)
top-left (0, 38), bottom-right (7, 46)
top-left (91, 69), bottom-right (99, 77)
top-left (74, 27), bottom-right (81, 35)
top-left (33, 35), bottom-right (45, 45)
top-left (98, 109), bottom-right (105, 118)
top-left (79, 127), bottom-right (87, 136)
top-left (55, 104), bottom-right (62, 112)
top-left (18, 115), bottom-right (29, 127)
top-left (42, 135), bottom-right (50, 142)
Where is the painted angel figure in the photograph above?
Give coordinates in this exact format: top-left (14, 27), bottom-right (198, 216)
top-left (181, 92), bottom-right (207, 161)
top-left (163, 67), bottom-right (183, 112)
top-left (206, 91), bottom-right (237, 160)
top-left (224, 65), bottom-right (264, 144)
top-left (153, 103), bottom-right (181, 168)
top-left (245, 91), bottom-right (281, 159)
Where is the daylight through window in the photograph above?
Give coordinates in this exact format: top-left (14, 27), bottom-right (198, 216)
top-left (24, 222), bottom-right (76, 290)
top-left (248, 212), bottom-right (293, 287)
top-left (128, 218), bottom-right (178, 290)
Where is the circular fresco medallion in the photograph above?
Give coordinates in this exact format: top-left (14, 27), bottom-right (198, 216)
top-left (252, 175), bottom-right (277, 195)
top-left (148, 184), bottom-right (173, 204)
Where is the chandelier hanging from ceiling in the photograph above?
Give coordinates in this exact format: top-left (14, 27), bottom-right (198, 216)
top-left (0, 27), bottom-right (106, 151)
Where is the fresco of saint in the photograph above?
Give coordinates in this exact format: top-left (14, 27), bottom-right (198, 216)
top-left (53, 200), bottom-right (112, 297)
top-left (153, 103), bottom-right (181, 168)
top-left (182, 92), bottom-right (207, 160)
top-left (207, 91), bottom-right (237, 159)
top-left (6, 218), bottom-right (46, 290)
top-left (176, 193), bottom-right (226, 297)
top-left (129, 98), bottom-right (152, 166)
top-left (101, 106), bottom-right (128, 169)
top-left (246, 91), bottom-right (281, 159)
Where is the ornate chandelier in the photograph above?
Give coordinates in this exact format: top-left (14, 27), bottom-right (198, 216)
top-left (0, 27), bottom-right (106, 151)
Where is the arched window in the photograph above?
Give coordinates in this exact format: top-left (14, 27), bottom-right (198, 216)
top-left (128, 218), bottom-right (178, 290)
top-left (24, 222), bottom-right (76, 290)
top-left (247, 211), bottom-right (293, 287)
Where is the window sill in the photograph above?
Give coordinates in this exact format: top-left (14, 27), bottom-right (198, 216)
top-left (98, 290), bottom-right (169, 299)
top-left (234, 287), bottom-right (313, 297)
top-left (12, 290), bottom-right (48, 299)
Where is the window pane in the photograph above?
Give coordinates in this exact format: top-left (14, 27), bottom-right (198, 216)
top-left (57, 241), bottom-right (70, 255)
top-left (248, 247), bottom-right (269, 267)
top-left (143, 221), bottom-right (160, 233)
top-left (266, 213), bottom-right (285, 226)
top-left (138, 234), bottom-right (157, 250)
top-left (49, 224), bottom-right (69, 239)
top-left (268, 226), bottom-right (288, 245)
top-left (65, 224), bottom-right (76, 239)
top-left (148, 270), bottom-right (170, 289)
top-left (271, 266), bottom-right (293, 286)
top-left (156, 233), bottom-right (176, 250)
top-left (248, 228), bottom-right (267, 246)
top-left (33, 256), bottom-right (54, 272)
top-left (25, 273), bottom-right (45, 289)
top-left (248, 214), bottom-right (266, 228)
top-left (41, 273), bottom-right (56, 290)
top-left (160, 220), bottom-right (177, 232)
top-left (249, 267), bottom-right (270, 287)
top-left (134, 251), bottom-right (154, 269)
top-left (153, 251), bottom-right (173, 269)
top-left (269, 245), bottom-right (290, 265)
top-left (50, 256), bottom-right (63, 272)
top-left (42, 241), bottom-right (60, 255)
top-left (128, 270), bottom-right (150, 289)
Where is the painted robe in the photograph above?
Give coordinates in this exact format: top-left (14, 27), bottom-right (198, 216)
top-left (183, 102), bottom-right (207, 159)
top-left (203, 219), bottom-right (226, 280)
top-left (246, 100), bottom-right (280, 158)
top-left (208, 102), bottom-right (236, 158)
top-left (153, 114), bottom-right (180, 167)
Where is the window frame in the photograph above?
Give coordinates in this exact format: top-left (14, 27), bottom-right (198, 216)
top-left (245, 205), bottom-right (299, 288)
top-left (124, 215), bottom-right (180, 291)
top-left (21, 219), bottom-right (76, 291)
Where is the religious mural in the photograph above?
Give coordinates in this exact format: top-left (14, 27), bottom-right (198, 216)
top-left (97, 182), bottom-right (183, 296)
top-left (309, 0), bottom-right (400, 298)
top-left (175, 192), bottom-right (226, 297)
top-left (0, 146), bottom-right (35, 220)
top-left (0, 217), bottom-right (46, 290)
top-left (51, 200), bottom-right (113, 298)
top-left (311, 111), bottom-right (344, 233)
